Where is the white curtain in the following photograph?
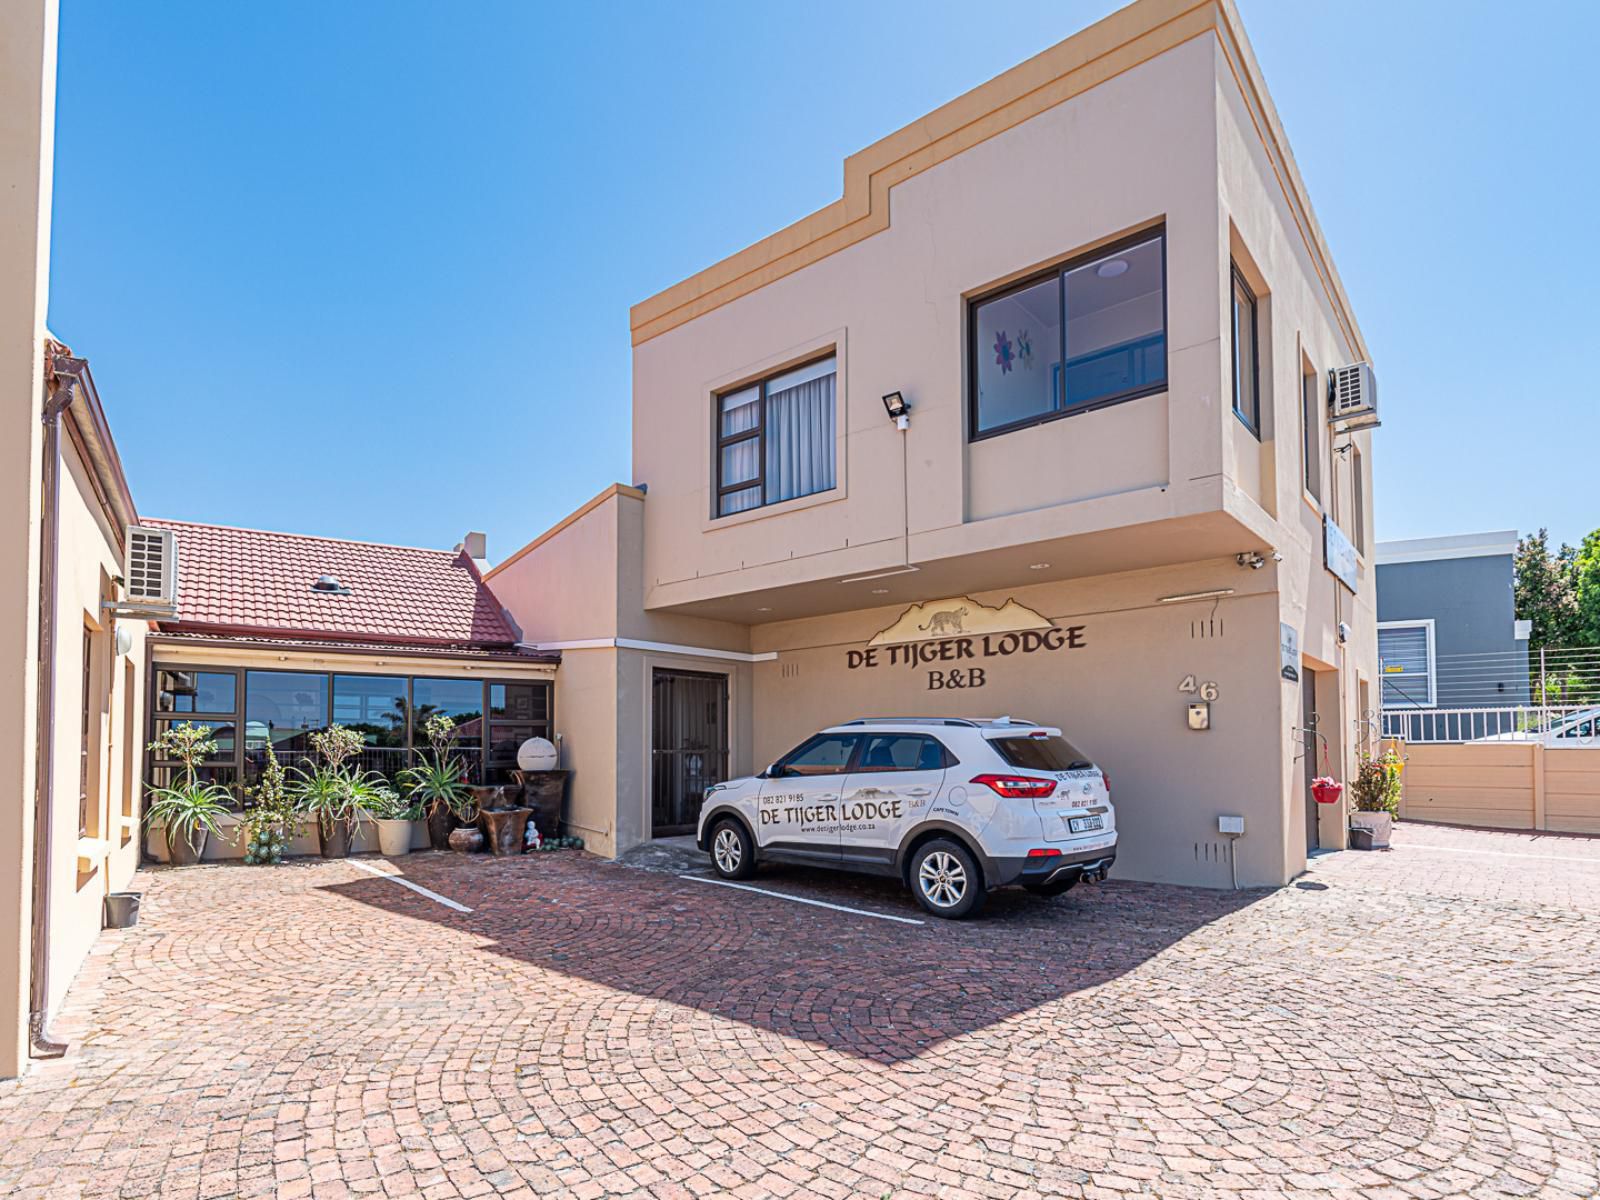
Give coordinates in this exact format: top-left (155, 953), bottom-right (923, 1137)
top-left (765, 368), bottom-right (835, 503)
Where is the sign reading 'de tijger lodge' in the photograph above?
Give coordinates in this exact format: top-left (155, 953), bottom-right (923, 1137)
top-left (846, 596), bottom-right (1084, 689)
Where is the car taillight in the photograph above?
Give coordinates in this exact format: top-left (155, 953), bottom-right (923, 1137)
top-left (1026, 847), bottom-right (1061, 858)
top-left (970, 773), bottom-right (1056, 798)
top-left (1100, 769), bottom-right (1111, 801)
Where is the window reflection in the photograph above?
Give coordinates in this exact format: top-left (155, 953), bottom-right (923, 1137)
top-left (332, 675), bottom-right (406, 748)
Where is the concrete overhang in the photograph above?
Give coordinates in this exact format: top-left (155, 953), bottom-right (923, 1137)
top-left (644, 482), bottom-right (1281, 624)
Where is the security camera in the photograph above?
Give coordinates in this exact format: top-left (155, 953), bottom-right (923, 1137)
top-left (1337, 621), bottom-right (1352, 644)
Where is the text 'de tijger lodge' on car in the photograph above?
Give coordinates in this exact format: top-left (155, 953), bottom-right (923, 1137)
top-left (695, 717), bottom-right (1117, 918)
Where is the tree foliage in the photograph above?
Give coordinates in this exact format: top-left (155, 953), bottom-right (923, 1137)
top-left (1515, 529), bottom-right (1582, 650)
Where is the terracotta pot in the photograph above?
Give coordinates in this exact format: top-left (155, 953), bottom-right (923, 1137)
top-left (447, 826), bottom-right (484, 853)
top-left (318, 817), bottom-right (353, 859)
top-left (425, 806), bottom-right (454, 851)
top-left (376, 819), bottom-right (413, 857)
top-left (165, 826), bottom-right (207, 867)
top-left (479, 807), bottom-right (530, 856)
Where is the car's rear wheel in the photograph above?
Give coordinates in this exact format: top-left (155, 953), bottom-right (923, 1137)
top-left (709, 819), bottom-right (756, 880)
top-left (910, 839), bottom-right (985, 919)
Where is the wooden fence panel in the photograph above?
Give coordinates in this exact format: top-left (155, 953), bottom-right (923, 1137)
top-left (1545, 748), bottom-right (1600, 834)
top-left (1393, 741), bottom-right (1600, 833)
top-left (1397, 742), bottom-right (1536, 830)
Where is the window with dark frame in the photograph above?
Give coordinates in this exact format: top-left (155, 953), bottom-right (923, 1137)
top-left (79, 627), bottom-right (93, 837)
top-left (969, 229), bottom-right (1167, 440)
top-left (1301, 362), bottom-right (1322, 502)
top-left (1231, 265), bottom-right (1260, 436)
top-left (715, 354), bottom-right (837, 517)
top-left (1351, 445), bottom-right (1365, 555)
top-left (147, 666), bottom-right (555, 805)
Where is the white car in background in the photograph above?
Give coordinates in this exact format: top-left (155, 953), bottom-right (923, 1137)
top-left (695, 717), bottom-right (1118, 919)
top-left (1472, 707), bottom-right (1600, 747)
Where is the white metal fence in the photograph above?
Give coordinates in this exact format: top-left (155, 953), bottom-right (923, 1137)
top-left (1379, 644), bottom-right (1600, 743)
top-left (1381, 703), bottom-right (1600, 745)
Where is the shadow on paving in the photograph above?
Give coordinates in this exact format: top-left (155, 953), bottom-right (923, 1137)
top-left (319, 852), bottom-right (1267, 1065)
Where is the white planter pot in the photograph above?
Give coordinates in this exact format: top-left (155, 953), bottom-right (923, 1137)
top-left (1349, 810), bottom-right (1394, 848)
top-left (376, 819), bottom-right (414, 857)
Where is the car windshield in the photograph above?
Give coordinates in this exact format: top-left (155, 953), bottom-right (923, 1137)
top-left (991, 734), bottom-right (1092, 772)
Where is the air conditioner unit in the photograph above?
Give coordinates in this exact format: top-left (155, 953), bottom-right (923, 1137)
top-left (119, 525), bottom-right (179, 614)
top-left (1328, 361), bottom-right (1379, 430)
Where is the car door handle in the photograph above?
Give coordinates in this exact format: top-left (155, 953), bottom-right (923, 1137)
top-left (903, 788), bottom-right (934, 797)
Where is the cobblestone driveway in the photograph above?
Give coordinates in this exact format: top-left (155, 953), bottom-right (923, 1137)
top-left (2, 823), bottom-right (1597, 1200)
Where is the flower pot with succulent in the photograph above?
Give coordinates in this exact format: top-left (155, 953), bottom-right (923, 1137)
top-left (290, 725), bottom-right (376, 859)
top-left (1349, 747), bottom-right (1403, 849)
top-left (241, 742), bottom-right (299, 865)
top-left (145, 723), bottom-right (235, 866)
top-left (400, 715), bottom-right (477, 850)
top-left (371, 787), bottom-right (420, 856)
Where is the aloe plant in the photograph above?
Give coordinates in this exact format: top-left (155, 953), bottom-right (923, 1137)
top-left (145, 722), bottom-right (235, 859)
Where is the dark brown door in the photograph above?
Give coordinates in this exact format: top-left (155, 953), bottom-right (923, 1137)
top-left (1302, 670), bottom-right (1319, 852)
top-left (651, 669), bottom-right (729, 837)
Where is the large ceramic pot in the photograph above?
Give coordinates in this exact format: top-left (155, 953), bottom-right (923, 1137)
top-left (511, 770), bottom-right (570, 839)
top-left (165, 827), bottom-right (207, 867)
top-left (425, 805), bottom-right (455, 851)
top-left (1349, 810), bottom-right (1394, 849)
top-left (376, 819), bottom-right (413, 857)
top-left (318, 817), bottom-right (353, 859)
top-left (447, 826), bottom-right (484, 853)
top-left (479, 807), bottom-right (531, 857)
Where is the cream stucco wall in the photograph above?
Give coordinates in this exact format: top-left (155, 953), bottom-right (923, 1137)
top-left (488, 487), bottom-right (757, 857)
top-left (45, 436), bottom-right (146, 1015)
top-left (0, 0), bottom-right (60, 1079)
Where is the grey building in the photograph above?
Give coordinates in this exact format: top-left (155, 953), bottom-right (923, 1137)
top-left (1375, 531), bottom-right (1530, 710)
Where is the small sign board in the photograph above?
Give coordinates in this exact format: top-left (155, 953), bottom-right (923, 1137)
top-left (1324, 515), bottom-right (1359, 594)
top-left (1279, 623), bottom-right (1300, 683)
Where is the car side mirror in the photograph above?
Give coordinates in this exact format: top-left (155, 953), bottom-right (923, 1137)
top-left (764, 763), bottom-right (785, 779)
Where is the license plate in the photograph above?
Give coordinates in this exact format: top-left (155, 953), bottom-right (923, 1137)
top-left (1067, 815), bottom-right (1104, 834)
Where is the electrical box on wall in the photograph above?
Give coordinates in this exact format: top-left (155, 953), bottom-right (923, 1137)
top-left (1187, 702), bottom-right (1210, 731)
top-left (1218, 815), bottom-right (1244, 835)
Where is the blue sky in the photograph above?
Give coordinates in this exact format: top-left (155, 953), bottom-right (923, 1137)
top-left (48, 0), bottom-right (1597, 559)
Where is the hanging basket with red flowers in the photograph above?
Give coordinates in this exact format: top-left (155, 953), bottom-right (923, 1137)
top-left (1311, 776), bottom-right (1344, 806)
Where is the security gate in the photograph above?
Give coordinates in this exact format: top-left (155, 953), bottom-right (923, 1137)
top-left (650, 669), bottom-right (729, 837)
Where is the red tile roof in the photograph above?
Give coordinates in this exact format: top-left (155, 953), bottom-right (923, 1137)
top-left (146, 519), bottom-right (521, 649)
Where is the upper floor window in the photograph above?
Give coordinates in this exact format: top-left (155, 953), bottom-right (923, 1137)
top-left (1231, 265), bottom-right (1260, 436)
top-left (970, 230), bottom-right (1166, 440)
top-left (1300, 360), bottom-right (1322, 502)
top-left (715, 355), bottom-right (837, 517)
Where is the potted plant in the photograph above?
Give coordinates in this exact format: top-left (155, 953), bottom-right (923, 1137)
top-left (291, 725), bottom-right (371, 859)
top-left (145, 723), bottom-right (235, 866)
top-left (371, 786), bottom-right (419, 857)
top-left (400, 715), bottom-right (475, 850)
top-left (241, 742), bottom-right (299, 865)
top-left (1349, 747), bottom-right (1402, 849)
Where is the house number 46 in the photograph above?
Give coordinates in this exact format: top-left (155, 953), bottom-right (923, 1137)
top-left (1178, 674), bottom-right (1220, 701)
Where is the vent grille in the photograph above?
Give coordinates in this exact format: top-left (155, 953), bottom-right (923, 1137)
top-left (1329, 362), bottom-right (1378, 426)
top-left (125, 525), bottom-right (177, 607)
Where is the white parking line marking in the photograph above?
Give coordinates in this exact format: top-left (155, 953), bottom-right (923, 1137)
top-left (679, 874), bottom-right (925, 925)
top-left (347, 858), bottom-right (474, 913)
top-left (1405, 843), bottom-right (1600, 867)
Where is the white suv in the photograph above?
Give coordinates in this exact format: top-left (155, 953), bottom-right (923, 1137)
top-left (695, 717), bottom-right (1117, 918)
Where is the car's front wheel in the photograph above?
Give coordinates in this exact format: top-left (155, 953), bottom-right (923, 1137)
top-left (910, 838), bottom-right (986, 919)
top-left (708, 819), bottom-right (756, 880)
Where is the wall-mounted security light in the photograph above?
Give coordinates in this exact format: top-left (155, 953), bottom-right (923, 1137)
top-left (882, 391), bottom-right (910, 430)
top-left (1236, 551), bottom-right (1267, 570)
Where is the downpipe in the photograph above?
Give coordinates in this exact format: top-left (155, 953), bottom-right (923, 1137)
top-left (27, 356), bottom-right (75, 1060)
